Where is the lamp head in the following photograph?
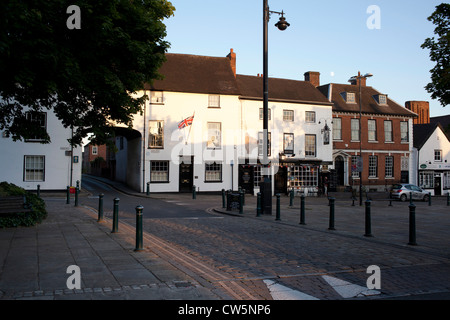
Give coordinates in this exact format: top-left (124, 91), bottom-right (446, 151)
top-left (275, 13), bottom-right (290, 31)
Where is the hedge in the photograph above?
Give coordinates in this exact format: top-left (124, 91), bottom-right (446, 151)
top-left (0, 182), bottom-right (47, 228)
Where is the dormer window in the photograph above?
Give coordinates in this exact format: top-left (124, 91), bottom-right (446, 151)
top-left (340, 92), bottom-right (356, 104)
top-left (374, 94), bottom-right (388, 105)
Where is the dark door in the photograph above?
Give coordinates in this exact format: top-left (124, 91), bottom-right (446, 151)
top-left (274, 166), bottom-right (288, 195)
top-left (434, 176), bottom-right (441, 196)
top-left (179, 161), bottom-right (193, 193)
top-left (335, 156), bottom-right (345, 186)
top-left (239, 165), bottom-right (254, 194)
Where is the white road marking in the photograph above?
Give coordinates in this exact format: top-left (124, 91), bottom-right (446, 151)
top-left (263, 280), bottom-right (319, 300)
top-left (322, 275), bottom-right (380, 298)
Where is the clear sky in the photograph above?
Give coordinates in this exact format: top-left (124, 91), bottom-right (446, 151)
top-left (163, 0), bottom-right (448, 117)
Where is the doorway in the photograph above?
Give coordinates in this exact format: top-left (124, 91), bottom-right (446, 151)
top-left (334, 156), bottom-right (345, 186)
top-left (239, 165), bottom-right (254, 194)
top-left (179, 159), bottom-right (193, 193)
top-left (434, 176), bottom-right (442, 196)
top-left (274, 166), bottom-right (288, 195)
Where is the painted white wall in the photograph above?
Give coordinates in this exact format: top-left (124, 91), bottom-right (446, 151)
top-left (127, 90), bottom-right (242, 193)
top-left (0, 109), bottom-right (82, 190)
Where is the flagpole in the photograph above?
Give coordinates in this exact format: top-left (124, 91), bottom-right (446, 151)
top-left (186, 112), bottom-right (195, 145)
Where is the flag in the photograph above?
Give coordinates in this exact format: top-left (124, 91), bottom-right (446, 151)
top-left (178, 114), bottom-right (194, 130)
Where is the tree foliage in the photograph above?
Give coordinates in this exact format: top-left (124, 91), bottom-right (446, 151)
top-left (0, 0), bottom-right (175, 145)
top-left (421, 3), bottom-right (450, 108)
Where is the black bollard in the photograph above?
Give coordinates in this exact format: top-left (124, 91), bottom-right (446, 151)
top-left (146, 182), bottom-right (150, 196)
top-left (37, 185), bottom-right (40, 198)
top-left (364, 200), bottom-right (373, 237)
top-left (328, 197), bottom-right (336, 230)
top-left (289, 188), bottom-right (294, 207)
top-left (66, 186), bottom-right (70, 204)
top-left (222, 189), bottom-right (226, 209)
top-left (300, 195), bottom-right (306, 225)
top-left (408, 203), bottom-right (417, 246)
top-left (239, 191), bottom-right (244, 214)
top-left (256, 192), bottom-right (262, 217)
top-left (134, 205), bottom-right (144, 251)
top-left (192, 185), bottom-right (196, 199)
top-left (428, 192), bottom-right (431, 206)
top-left (97, 194), bottom-right (104, 222)
top-left (447, 192), bottom-right (450, 206)
top-left (74, 187), bottom-right (79, 207)
top-left (275, 194), bottom-right (281, 221)
top-left (112, 198), bottom-right (119, 233)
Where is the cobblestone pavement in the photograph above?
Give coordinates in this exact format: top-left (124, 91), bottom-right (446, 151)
top-left (4, 175), bottom-right (448, 301)
top-left (128, 191), bottom-right (450, 300)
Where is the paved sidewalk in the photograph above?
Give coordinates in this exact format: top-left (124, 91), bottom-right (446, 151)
top-left (0, 198), bottom-right (220, 300)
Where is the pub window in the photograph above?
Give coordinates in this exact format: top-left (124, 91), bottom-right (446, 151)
top-left (150, 161), bottom-right (169, 182)
top-left (205, 162), bottom-right (222, 182)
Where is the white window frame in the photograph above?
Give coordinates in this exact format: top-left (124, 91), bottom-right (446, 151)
top-left (150, 91), bottom-right (164, 104)
top-left (208, 94), bottom-right (220, 108)
top-left (305, 134), bottom-right (316, 157)
top-left (305, 111), bottom-right (315, 123)
top-left (205, 162), bottom-right (222, 182)
top-left (150, 161), bottom-right (169, 182)
top-left (24, 155), bottom-right (45, 182)
top-left (207, 122), bottom-right (222, 149)
top-left (385, 156), bottom-right (394, 178)
top-left (368, 119), bottom-right (377, 141)
top-left (333, 118), bottom-right (342, 140)
top-left (283, 110), bottom-right (294, 122)
top-left (369, 156), bottom-right (378, 178)
top-left (435, 150), bottom-right (442, 162)
top-left (384, 120), bottom-right (393, 142)
top-left (148, 120), bottom-right (164, 149)
top-left (351, 119), bottom-right (360, 141)
top-left (400, 121), bottom-right (409, 142)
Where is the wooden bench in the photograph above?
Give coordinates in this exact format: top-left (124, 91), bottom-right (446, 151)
top-left (0, 196), bottom-right (33, 217)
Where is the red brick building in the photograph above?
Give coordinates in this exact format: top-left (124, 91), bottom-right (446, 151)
top-left (316, 74), bottom-right (417, 192)
top-left (82, 143), bottom-right (108, 176)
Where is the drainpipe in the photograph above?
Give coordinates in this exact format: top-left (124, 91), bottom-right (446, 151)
top-left (142, 91), bottom-right (147, 193)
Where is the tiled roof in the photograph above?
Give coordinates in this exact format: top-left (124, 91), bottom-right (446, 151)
top-left (144, 53), bottom-right (240, 95)
top-left (318, 83), bottom-right (417, 117)
top-left (236, 75), bottom-right (332, 105)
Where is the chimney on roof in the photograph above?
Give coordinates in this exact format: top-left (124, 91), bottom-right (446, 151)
top-left (227, 48), bottom-right (236, 77)
top-left (304, 71), bottom-right (320, 87)
top-left (349, 71), bottom-right (368, 87)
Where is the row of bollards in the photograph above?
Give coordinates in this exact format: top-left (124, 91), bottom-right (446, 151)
top-left (66, 189), bottom-right (143, 252)
top-left (100, 197), bottom-right (143, 252)
top-left (253, 194), bottom-right (422, 247)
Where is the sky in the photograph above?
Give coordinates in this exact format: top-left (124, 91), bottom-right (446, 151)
top-left (163, 0), bottom-right (448, 117)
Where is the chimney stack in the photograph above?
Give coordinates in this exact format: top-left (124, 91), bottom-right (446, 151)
top-left (304, 71), bottom-right (320, 87)
top-left (227, 48), bottom-right (236, 77)
top-left (349, 71), bottom-right (367, 87)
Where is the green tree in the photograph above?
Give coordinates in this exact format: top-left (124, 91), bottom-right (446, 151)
top-left (421, 3), bottom-right (450, 108)
top-left (0, 0), bottom-right (175, 145)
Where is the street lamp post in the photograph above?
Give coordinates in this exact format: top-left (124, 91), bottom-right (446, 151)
top-left (349, 72), bottom-right (373, 206)
top-left (262, 0), bottom-right (290, 215)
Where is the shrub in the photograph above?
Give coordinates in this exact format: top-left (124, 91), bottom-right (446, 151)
top-left (0, 182), bottom-right (47, 228)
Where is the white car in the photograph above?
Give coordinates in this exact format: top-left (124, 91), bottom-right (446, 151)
top-left (390, 184), bottom-right (430, 202)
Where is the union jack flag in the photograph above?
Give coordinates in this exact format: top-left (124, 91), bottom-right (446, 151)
top-left (178, 114), bottom-right (194, 130)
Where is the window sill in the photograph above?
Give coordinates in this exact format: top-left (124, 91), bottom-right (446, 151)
top-left (150, 181), bottom-right (170, 184)
top-left (204, 181), bottom-right (223, 183)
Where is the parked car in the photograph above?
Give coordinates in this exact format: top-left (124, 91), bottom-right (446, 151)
top-left (390, 184), bottom-right (430, 202)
